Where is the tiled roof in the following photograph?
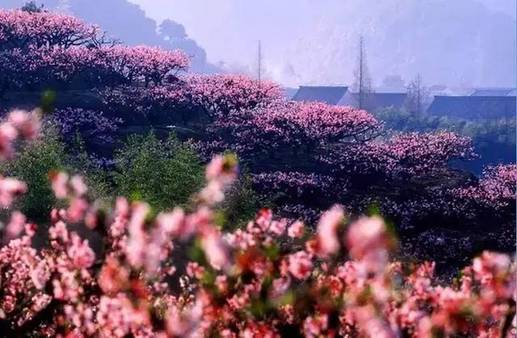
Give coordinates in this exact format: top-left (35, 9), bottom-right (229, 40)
top-left (427, 95), bottom-right (516, 118)
top-left (292, 86), bottom-right (348, 105)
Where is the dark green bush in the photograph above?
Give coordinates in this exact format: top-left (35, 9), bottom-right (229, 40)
top-left (217, 174), bottom-right (263, 230)
top-left (66, 134), bottom-right (112, 203)
top-left (113, 133), bottom-right (204, 211)
top-left (0, 130), bottom-right (66, 221)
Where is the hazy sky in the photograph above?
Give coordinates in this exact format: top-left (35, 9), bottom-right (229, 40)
top-left (2, 0), bottom-right (515, 87)
top-left (127, 0), bottom-right (516, 87)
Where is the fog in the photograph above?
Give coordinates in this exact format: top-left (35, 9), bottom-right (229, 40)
top-left (3, 0), bottom-right (516, 88)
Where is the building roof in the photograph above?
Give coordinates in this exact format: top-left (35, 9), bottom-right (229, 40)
top-left (346, 92), bottom-right (407, 111)
top-left (292, 86), bottom-right (349, 105)
top-left (282, 87), bottom-right (299, 100)
top-left (471, 88), bottom-right (516, 96)
top-left (368, 93), bottom-right (407, 110)
top-left (427, 95), bottom-right (516, 118)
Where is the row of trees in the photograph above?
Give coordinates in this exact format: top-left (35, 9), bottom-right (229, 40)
top-left (97, 78), bottom-right (514, 233)
top-left (0, 111), bottom-right (514, 336)
top-left (0, 9), bottom-right (190, 92)
top-left (0, 7), bottom-right (514, 266)
top-left (0, 7), bottom-right (514, 336)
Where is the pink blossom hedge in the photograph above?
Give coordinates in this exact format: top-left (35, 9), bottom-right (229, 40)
top-left (0, 9), bottom-right (189, 90)
top-left (0, 110), bottom-right (514, 337)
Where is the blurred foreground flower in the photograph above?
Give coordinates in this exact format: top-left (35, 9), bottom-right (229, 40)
top-left (0, 109), bottom-right (513, 337)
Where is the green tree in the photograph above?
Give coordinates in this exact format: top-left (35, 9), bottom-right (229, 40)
top-left (218, 174), bottom-right (262, 230)
top-left (113, 133), bottom-right (204, 211)
top-left (66, 133), bottom-right (112, 203)
top-left (1, 130), bottom-right (66, 221)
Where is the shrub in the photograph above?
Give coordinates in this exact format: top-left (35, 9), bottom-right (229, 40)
top-left (217, 173), bottom-right (263, 230)
top-left (0, 128), bottom-right (66, 221)
top-left (113, 132), bottom-right (204, 211)
top-left (65, 135), bottom-right (112, 203)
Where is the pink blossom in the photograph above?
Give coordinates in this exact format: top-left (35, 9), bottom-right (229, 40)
top-left (8, 109), bottom-right (40, 140)
top-left (287, 220), bottom-right (305, 238)
top-left (30, 260), bottom-right (50, 290)
top-left (288, 251), bottom-right (313, 280)
top-left (51, 172), bottom-right (69, 199)
top-left (0, 123), bottom-right (18, 159)
top-left (70, 175), bottom-right (87, 197)
top-left (268, 219), bottom-right (287, 236)
top-left (346, 216), bottom-right (391, 270)
top-left (98, 256), bottom-right (129, 295)
top-left (125, 202), bottom-right (149, 269)
top-left (156, 208), bottom-right (185, 237)
top-left (5, 211), bottom-right (26, 240)
top-left (66, 198), bottom-right (89, 223)
top-left (316, 205), bottom-right (344, 257)
top-left (200, 230), bottom-right (229, 270)
top-left (67, 233), bottom-right (95, 269)
top-left (0, 177), bottom-right (26, 207)
top-left (199, 181), bottom-right (225, 205)
top-left (49, 221), bottom-right (69, 243)
top-left (303, 313), bottom-right (328, 337)
top-left (186, 262), bottom-right (205, 279)
top-left (205, 155), bottom-right (225, 182)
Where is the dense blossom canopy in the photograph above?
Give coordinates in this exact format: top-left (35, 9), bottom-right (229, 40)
top-left (0, 9), bottom-right (106, 50)
top-left (379, 131), bottom-right (476, 177)
top-left (0, 9), bottom-right (189, 90)
top-left (47, 108), bottom-right (123, 143)
top-left (0, 12), bottom-right (514, 337)
top-left (455, 164), bottom-right (517, 209)
top-left (185, 74), bottom-right (283, 116)
top-left (0, 111), bottom-right (514, 337)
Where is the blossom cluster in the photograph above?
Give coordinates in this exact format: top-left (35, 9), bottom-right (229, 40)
top-left (185, 74), bottom-right (283, 117)
top-left (0, 10), bottom-right (189, 91)
top-left (0, 110), bottom-right (514, 337)
top-left (95, 72), bottom-right (508, 233)
top-left (97, 74), bottom-right (283, 124)
top-left (252, 171), bottom-right (338, 201)
top-left (47, 108), bottom-right (123, 143)
top-left (378, 131), bottom-right (476, 177)
top-left (454, 164), bottom-right (517, 210)
top-left (0, 9), bottom-right (106, 50)
top-left (0, 9), bottom-right (514, 301)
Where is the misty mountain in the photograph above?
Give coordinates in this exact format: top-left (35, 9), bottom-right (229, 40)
top-left (2, 0), bottom-right (515, 88)
top-left (275, 0), bottom-right (516, 88)
top-left (125, 0), bottom-right (515, 88)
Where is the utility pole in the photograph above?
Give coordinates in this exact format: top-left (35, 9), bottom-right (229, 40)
top-left (257, 40), bottom-right (262, 86)
top-left (358, 37), bottom-right (364, 109)
top-left (354, 36), bottom-right (372, 110)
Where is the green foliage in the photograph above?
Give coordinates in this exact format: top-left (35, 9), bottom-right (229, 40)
top-left (376, 107), bottom-right (516, 145)
top-left (0, 130), bottom-right (66, 221)
top-left (375, 107), bottom-right (446, 133)
top-left (217, 174), bottom-right (262, 231)
top-left (40, 89), bottom-right (57, 114)
top-left (66, 134), bottom-right (111, 202)
top-left (113, 132), bottom-right (204, 211)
